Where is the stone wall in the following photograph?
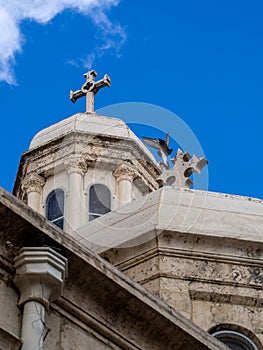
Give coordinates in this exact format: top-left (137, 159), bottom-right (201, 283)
top-left (104, 230), bottom-right (263, 347)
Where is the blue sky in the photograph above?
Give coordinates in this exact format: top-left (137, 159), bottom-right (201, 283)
top-left (0, 0), bottom-right (262, 199)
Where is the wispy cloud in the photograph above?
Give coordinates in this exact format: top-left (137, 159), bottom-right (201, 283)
top-left (68, 6), bottom-right (126, 69)
top-left (0, 0), bottom-right (125, 84)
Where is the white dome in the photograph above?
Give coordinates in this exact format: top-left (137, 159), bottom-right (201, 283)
top-left (29, 112), bottom-right (157, 163)
top-left (31, 113), bottom-right (136, 148)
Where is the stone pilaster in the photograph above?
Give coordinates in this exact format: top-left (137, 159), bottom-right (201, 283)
top-left (22, 173), bottom-right (45, 211)
top-left (14, 247), bottom-right (67, 350)
top-left (64, 156), bottom-right (88, 232)
top-left (113, 164), bottom-right (138, 206)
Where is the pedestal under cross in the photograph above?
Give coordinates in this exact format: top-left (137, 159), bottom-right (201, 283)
top-left (70, 70), bottom-right (111, 113)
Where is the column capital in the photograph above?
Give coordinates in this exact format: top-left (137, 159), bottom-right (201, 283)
top-left (64, 156), bottom-right (88, 176)
top-left (22, 173), bottom-right (45, 194)
top-left (14, 247), bottom-right (67, 309)
top-left (113, 163), bottom-right (138, 183)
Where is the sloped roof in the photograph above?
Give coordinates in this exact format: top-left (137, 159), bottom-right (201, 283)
top-left (74, 186), bottom-right (263, 254)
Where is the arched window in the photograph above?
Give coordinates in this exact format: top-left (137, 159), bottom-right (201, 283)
top-left (46, 189), bottom-right (65, 229)
top-left (211, 329), bottom-right (259, 350)
top-left (88, 184), bottom-right (111, 221)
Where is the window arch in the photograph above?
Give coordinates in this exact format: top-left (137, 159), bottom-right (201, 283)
top-left (45, 189), bottom-right (65, 229)
top-left (209, 325), bottom-right (260, 350)
top-left (88, 184), bottom-right (111, 221)
top-left (212, 330), bottom-right (258, 350)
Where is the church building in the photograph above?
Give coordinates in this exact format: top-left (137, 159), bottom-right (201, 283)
top-left (0, 71), bottom-right (262, 350)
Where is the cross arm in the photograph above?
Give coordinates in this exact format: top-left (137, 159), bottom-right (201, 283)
top-left (70, 89), bottom-right (85, 103)
top-left (93, 74), bottom-right (111, 95)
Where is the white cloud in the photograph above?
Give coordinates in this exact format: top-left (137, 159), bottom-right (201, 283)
top-left (79, 9), bottom-right (127, 69)
top-left (0, 0), bottom-right (124, 84)
top-left (67, 6), bottom-right (126, 70)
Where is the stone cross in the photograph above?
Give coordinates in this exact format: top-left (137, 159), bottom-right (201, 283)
top-left (70, 70), bottom-right (111, 113)
top-left (157, 148), bottom-right (208, 188)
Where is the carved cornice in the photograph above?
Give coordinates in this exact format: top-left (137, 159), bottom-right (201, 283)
top-left (130, 158), bottom-right (159, 192)
top-left (64, 156), bottom-right (88, 176)
top-left (113, 163), bottom-right (138, 183)
top-left (21, 173), bottom-right (45, 194)
top-left (17, 135), bottom-right (159, 187)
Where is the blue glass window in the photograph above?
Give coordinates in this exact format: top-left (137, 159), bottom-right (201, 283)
top-left (89, 184), bottom-right (111, 221)
top-left (46, 189), bottom-right (65, 229)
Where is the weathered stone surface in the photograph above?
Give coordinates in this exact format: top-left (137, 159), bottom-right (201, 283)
top-left (75, 186), bottom-right (263, 255)
top-left (0, 327), bottom-right (22, 350)
top-left (0, 278), bottom-right (21, 337)
top-left (60, 320), bottom-right (116, 350)
top-left (83, 186), bottom-right (263, 347)
top-left (28, 113), bottom-right (156, 155)
top-left (13, 113), bottom-right (160, 234)
top-left (0, 187), bottom-right (227, 350)
top-left (192, 301), bottom-right (263, 343)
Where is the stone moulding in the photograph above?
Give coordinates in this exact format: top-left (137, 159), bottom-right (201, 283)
top-left (0, 327), bottom-right (22, 350)
top-left (13, 131), bottom-right (160, 199)
top-left (52, 298), bottom-right (142, 350)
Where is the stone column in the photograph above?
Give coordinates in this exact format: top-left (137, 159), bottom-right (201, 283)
top-left (22, 174), bottom-right (45, 212)
top-left (113, 164), bottom-right (137, 207)
top-left (14, 247), bottom-right (67, 350)
top-left (65, 157), bottom-right (87, 232)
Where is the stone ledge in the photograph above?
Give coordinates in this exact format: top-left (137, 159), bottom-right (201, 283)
top-left (0, 327), bottom-right (22, 350)
top-left (52, 298), bottom-right (141, 350)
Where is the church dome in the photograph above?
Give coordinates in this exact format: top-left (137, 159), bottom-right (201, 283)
top-left (29, 112), bottom-right (147, 152)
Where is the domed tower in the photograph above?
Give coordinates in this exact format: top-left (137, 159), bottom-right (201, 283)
top-left (13, 71), bottom-right (160, 233)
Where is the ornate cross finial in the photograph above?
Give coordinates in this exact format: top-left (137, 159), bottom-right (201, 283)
top-left (157, 148), bottom-right (208, 188)
top-left (70, 70), bottom-right (111, 113)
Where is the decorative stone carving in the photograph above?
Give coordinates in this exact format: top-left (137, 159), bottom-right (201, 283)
top-left (157, 148), bottom-right (208, 188)
top-left (70, 70), bottom-right (111, 112)
top-left (113, 163), bottom-right (138, 183)
top-left (21, 173), bottom-right (45, 194)
top-left (64, 156), bottom-right (88, 176)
